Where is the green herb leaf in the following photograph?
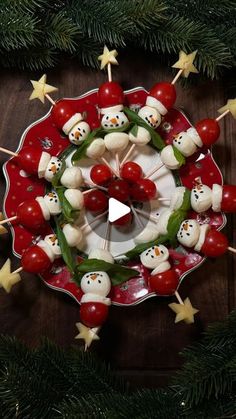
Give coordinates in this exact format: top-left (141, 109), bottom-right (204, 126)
top-left (108, 266), bottom-right (140, 286)
top-left (179, 188), bottom-right (191, 211)
top-left (56, 187), bottom-right (79, 223)
top-left (55, 217), bottom-right (76, 274)
top-left (167, 210), bottom-right (186, 244)
top-left (51, 160), bottom-right (66, 188)
top-left (71, 128), bottom-right (102, 163)
top-left (125, 235), bottom-right (169, 260)
top-left (172, 146), bottom-right (186, 167)
top-left (129, 123), bottom-right (139, 137)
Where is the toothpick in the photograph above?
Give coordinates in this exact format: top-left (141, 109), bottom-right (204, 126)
top-left (12, 267), bottom-right (24, 275)
top-left (101, 217), bottom-right (110, 250)
top-left (228, 246), bottom-right (236, 254)
top-left (84, 181), bottom-right (107, 192)
top-left (45, 93), bottom-right (56, 106)
top-left (215, 109), bottom-right (230, 122)
top-left (157, 197), bottom-right (171, 202)
top-left (107, 63), bottom-right (112, 82)
top-left (171, 69), bottom-right (183, 85)
top-left (134, 207), bottom-right (159, 223)
top-left (130, 203), bottom-right (144, 228)
top-left (0, 147), bottom-right (18, 157)
top-left (99, 157), bottom-right (119, 177)
top-left (175, 291), bottom-right (184, 305)
top-left (120, 144), bottom-right (136, 167)
top-left (145, 162), bottom-right (164, 179)
top-left (115, 152), bottom-right (120, 175)
top-left (81, 210), bottom-right (108, 231)
top-left (0, 215), bottom-right (17, 225)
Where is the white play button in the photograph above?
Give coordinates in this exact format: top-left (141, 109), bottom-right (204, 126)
top-left (108, 198), bottom-right (131, 222)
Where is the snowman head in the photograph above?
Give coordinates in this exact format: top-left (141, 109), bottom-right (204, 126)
top-left (68, 121), bottom-right (90, 145)
top-left (177, 219), bottom-right (200, 248)
top-left (80, 271), bottom-right (111, 297)
top-left (173, 131), bottom-right (197, 157)
top-left (44, 234), bottom-right (61, 257)
top-left (44, 157), bottom-right (63, 181)
top-left (101, 110), bottom-right (129, 130)
top-left (191, 183), bottom-right (212, 213)
top-left (140, 244), bottom-right (169, 269)
top-left (43, 191), bottom-right (61, 215)
top-left (138, 106), bottom-right (161, 129)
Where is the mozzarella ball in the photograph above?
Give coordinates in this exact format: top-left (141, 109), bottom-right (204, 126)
top-left (157, 209), bottom-right (173, 235)
top-left (62, 224), bottom-right (82, 247)
top-left (134, 226), bottom-right (159, 244)
top-left (37, 240), bottom-right (54, 262)
top-left (173, 132), bottom-right (197, 157)
top-left (191, 184), bottom-right (212, 213)
top-left (68, 121), bottom-right (90, 145)
top-left (138, 106), bottom-right (161, 129)
top-left (129, 126), bottom-right (151, 146)
top-left (44, 157), bottom-right (63, 182)
top-left (38, 152), bottom-right (51, 178)
top-left (101, 111), bottom-right (129, 130)
top-left (44, 234), bottom-right (61, 258)
top-left (104, 132), bottom-right (129, 152)
top-left (80, 271), bottom-right (111, 297)
top-left (64, 189), bottom-right (84, 210)
top-left (151, 261), bottom-right (171, 275)
top-left (60, 167), bottom-right (83, 189)
top-left (170, 187), bottom-right (187, 210)
top-left (194, 224), bottom-right (211, 252)
top-left (186, 127), bottom-right (203, 147)
top-left (88, 249), bottom-right (114, 264)
top-left (212, 184), bottom-right (223, 212)
top-left (177, 219), bottom-right (200, 248)
top-left (160, 145), bottom-right (181, 170)
top-left (140, 244), bottom-right (169, 269)
top-left (43, 191), bottom-right (61, 215)
top-left (86, 138), bottom-right (105, 159)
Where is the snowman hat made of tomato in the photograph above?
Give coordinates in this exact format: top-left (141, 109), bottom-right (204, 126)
top-left (51, 99), bottom-right (84, 135)
top-left (146, 82), bottom-right (177, 116)
top-left (97, 81), bottom-right (125, 115)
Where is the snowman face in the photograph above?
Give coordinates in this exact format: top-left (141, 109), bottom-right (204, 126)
top-left (43, 191), bottom-right (61, 215)
top-left (80, 271), bottom-right (111, 297)
top-left (138, 106), bottom-right (161, 129)
top-left (69, 121), bottom-right (90, 145)
top-left (177, 219), bottom-right (200, 248)
top-left (191, 184), bottom-right (212, 213)
top-left (101, 111), bottom-right (129, 130)
top-left (44, 234), bottom-right (61, 257)
top-left (45, 157), bottom-right (63, 181)
top-left (173, 132), bottom-right (197, 157)
top-left (140, 244), bottom-right (169, 269)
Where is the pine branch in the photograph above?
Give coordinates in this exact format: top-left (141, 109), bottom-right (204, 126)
top-left (43, 12), bottom-right (79, 52)
top-left (0, 48), bottom-right (58, 70)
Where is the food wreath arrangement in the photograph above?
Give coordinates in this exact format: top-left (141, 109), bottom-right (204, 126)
top-left (0, 48), bottom-right (236, 350)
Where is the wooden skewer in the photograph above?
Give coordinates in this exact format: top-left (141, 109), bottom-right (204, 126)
top-left (84, 181), bottom-right (107, 192)
top-left (0, 147), bottom-right (18, 157)
top-left (120, 144), bottom-right (136, 167)
top-left (99, 157), bottom-right (119, 177)
top-left (228, 246), bottom-right (236, 254)
top-left (216, 109), bottom-right (230, 122)
top-left (175, 291), bottom-right (184, 305)
top-left (45, 94), bottom-right (56, 106)
top-left (157, 197), bottom-right (171, 202)
top-left (145, 162), bottom-right (164, 179)
top-left (171, 69), bottom-right (183, 85)
top-left (101, 217), bottom-right (110, 250)
top-left (115, 152), bottom-right (120, 175)
top-left (107, 63), bottom-right (112, 82)
top-left (12, 267), bottom-right (23, 275)
top-left (134, 207), bottom-right (159, 223)
top-left (130, 203), bottom-right (144, 228)
top-left (80, 210), bottom-right (108, 231)
top-left (0, 215), bottom-right (17, 225)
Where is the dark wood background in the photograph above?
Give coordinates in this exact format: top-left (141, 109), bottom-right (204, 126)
top-left (0, 51), bottom-right (235, 388)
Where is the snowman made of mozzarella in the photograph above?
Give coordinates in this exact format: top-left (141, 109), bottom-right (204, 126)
top-left (140, 244), bottom-right (171, 275)
top-left (177, 219), bottom-right (210, 252)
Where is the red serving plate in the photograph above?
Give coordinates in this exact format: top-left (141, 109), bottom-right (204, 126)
top-left (3, 87), bottom-right (226, 306)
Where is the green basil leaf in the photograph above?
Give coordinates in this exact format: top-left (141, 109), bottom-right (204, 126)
top-left (125, 235), bottom-right (169, 260)
top-left (130, 124), bottom-right (139, 137)
top-left (108, 266), bottom-right (139, 286)
top-left (56, 187), bottom-right (79, 223)
top-left (124, 107), bottom-right (165, 150)
top-left (77, 259), bottom-right (112, 273)
top-left (172, 146), bottom-right (186, 167)
top-left (71, 128), bottom-right (102, 163)
top-left (167, 210), bottom-right (187, 243)
top-left (51, 160), bottom-right (66, 188)
top-left (179, 188), bottom-right (191, 212)
top-left (55, 217), bottom-right (76, 274)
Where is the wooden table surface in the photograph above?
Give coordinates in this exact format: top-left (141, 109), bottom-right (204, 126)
top-left (0, 51), bottom-right (235, 388)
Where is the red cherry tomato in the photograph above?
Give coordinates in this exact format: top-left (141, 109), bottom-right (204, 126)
top-left (17, 199), bottom-right (46, 231)
top-left (80, 302), bottom-right (109, 328)
top-left (221, 185), bottom-right (236, 212)
top-left (149, 269), bottom-right (179, 295)
top-left (195, 118), bottom-right (220, 146)
top-left (17, 147), bottom-right (43, 175)
top-left (112, 212), bottom-right (132, 226)
top-left (201, 229), bottom-right (228, 257)
top-left (98, 81), bottom-right (124, 109)
top-left (84, 190), bottom-right (108, 212)
top-left (149, 82), bottom-right (176, 110)
top-left (90, 164), bottom-right (113, 186)
top-left (21, 245), bottom-right (52, 273)
top-left (51, 99), bottom-right (75, 130)
top-left (120, 161), bottom-right (142, 183)
top-left (130, 179), bottom-right (156, 201)
top-left (108, 179), bottom-right (130, 202)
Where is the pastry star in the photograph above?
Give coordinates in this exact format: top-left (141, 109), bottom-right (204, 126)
top-left (172, 50), bottom-right (199, 78)
top-left (75, 322), bottom-right (100, 350)
top-left (0, 259), bottom-right (21, 293)
top-left (218, 99), bottom-right (236, 119)
top-left (29, 74), bottom-right (58, 104)
top-left (0, 212), bottom-right (7, 235)
top-left (169, 297), bottom-right (199, 324)
top-left (98, 46), bottom-right (118, 70)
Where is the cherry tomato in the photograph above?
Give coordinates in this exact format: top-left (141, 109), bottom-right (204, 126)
top-left (80, 302), bottom-right (109, 328)
top-left (17, 147), bottom-right (43, 175)
top-left (17, 199), bottom-right (46, 231)
top-left (149, 269), bottom-right (179, 295)
top-left (98, 81), bottom-right (124, 109)
top-left (130, 179), bottom-right (156, 201)
top-left (120, 161), bottom-right (142, 182)
top-left (112, 212), bottom-right (132, 226)
top-left (51, 99), bottom-right (75, 130)
top-left (84, 190), bottom-right (108, 212)
top-left (195, 118), bottom-right (220, 146)
top-left (90, 164), bottom-right (113, 185)
top-left (149, 82), bottom-right (176, 110)
top-left (108, 179), bottom-right (130, 202)
top-left (201, 229), bottom-right (228, 257)
top-left (21, 245), bottom-right (52, 273)
top-left (221, 185), bottom-right (236, 212)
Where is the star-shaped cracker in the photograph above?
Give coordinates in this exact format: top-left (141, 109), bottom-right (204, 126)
top-left (172, 50), bottom-right (199, 78)
top-left (0, 213), bottom-right (7, 235)
top-left (218, 99), bottom-right (236, 119)
top-left (98, 46), bottom-right (118, 70)
top-left (169, 297), bottom-right (199, 324)
top-left (75, 322), bottom-right (100, 350)
top-left (29, 74), bottom-right (58, 104)
top-left (0, 259), bottom-right (21, 293)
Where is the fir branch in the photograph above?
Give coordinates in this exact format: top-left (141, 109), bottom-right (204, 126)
top-left (44, 12), bottom-right (79, 53)
top-left (0, 47), bottom-right (58, 70)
